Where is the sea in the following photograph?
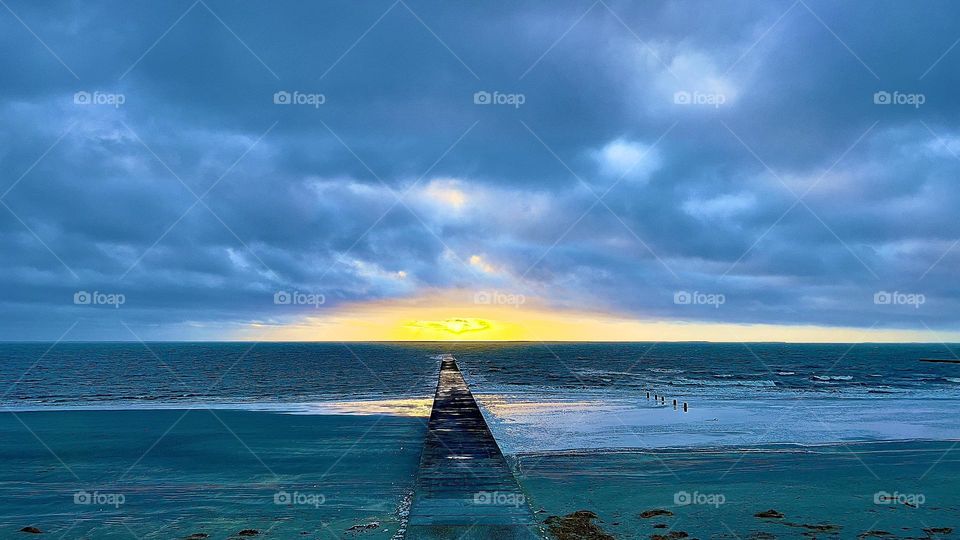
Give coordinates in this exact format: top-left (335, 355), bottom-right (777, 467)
top-left (1, 342), bottom-right (958, 538)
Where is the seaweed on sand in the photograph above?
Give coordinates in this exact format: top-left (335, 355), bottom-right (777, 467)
top-left (544, 510), bottom-right (615, 540)
top-left (640, 509), bottom-right (675, 519)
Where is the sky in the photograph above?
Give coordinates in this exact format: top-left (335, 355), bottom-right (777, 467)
top-left (2, 0), bottom-right (960, 341)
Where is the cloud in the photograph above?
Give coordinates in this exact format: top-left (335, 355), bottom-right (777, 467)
top-left (593, 138), bottom-right (662, 182)
top-left (421, 178), bottom-right (468, 210)
top-left (683, 192), bottom-right (756, 220)
top-left (3, 0), bottom-right (960, 339)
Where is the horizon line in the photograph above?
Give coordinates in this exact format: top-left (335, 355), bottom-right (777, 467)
top-left (3, 339), bottom-right (959, 345)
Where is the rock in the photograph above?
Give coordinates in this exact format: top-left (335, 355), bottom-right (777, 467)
top-left (748, 533), bottom-right (776, 540)
top-left (19, 527), bottom-right (42, 534)
top-left (924, 528), bottom-right (953, 536)
top-left (184, 535), bottom-right (209, 540)
top-left (654, 524), bottom-right (668, 528)
top-left (544, 510), bottom-right (615, 540)
top-left (754, 509), bottom-right (784, 519)
top-left (651, 532), bottom-right (688, 540)
top-left (236, 530), bottom-right (259, 537)
top-left (783, 522), bottom-right (840, 532)
top-left (345, 522), bottom-right (380, 533)
top-left (801, 523), bottom-right (839, 532)
top-left (640, 509), bottom-right (675, 519)
top-left (857, 531), bottom-right (892, 538)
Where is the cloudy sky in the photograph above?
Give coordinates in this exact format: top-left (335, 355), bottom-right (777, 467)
top-left (2, 0), bottom-right (960, 341)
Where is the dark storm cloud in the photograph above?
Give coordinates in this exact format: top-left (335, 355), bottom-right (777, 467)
top-left (2, 0), bottom-right (960, 338)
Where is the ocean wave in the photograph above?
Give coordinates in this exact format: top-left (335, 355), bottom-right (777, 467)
top-left (572, 368), bottom-right (638, 377)
top-left (0, 398), bottom-right (435, 417)
top-left (671, 377), bottom-right (777, 387)
top-left (513, 438), bottom-right (960, 457)
top-left (812, 375), bottom-right (854, 381)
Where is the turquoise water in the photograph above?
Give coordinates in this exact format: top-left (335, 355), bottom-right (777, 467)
top-left (516, 441), bottom-right (960, 538)
top-left (0, 410), bottom-right (425, 538)
top-left (1, 343), bottom-right (959, 538)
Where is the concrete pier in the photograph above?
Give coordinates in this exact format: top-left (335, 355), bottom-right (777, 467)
top-left (407, 355), bottom-right (536, 539)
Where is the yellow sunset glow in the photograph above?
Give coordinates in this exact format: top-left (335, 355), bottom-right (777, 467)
top-left (423, 180), bottom-right (467, 209)
top-left (236, 289), bottom-right (960, 342)
top-left (406, 317), bottom-right (492, 335)
top-left (468, 255), bottom-right (497, 274)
